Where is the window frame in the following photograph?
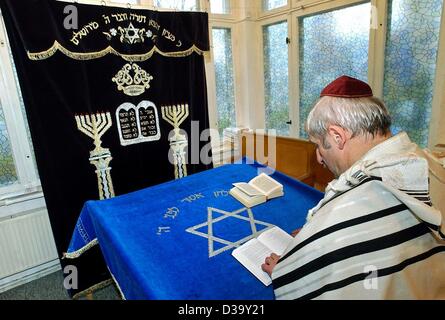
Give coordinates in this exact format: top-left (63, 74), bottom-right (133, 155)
top-left (207, 21), bottom-right (238, 133)
top-left (209, 0), bottom-right (232, 16)
top-left (0, 17), bottom-right (42, 200)
top-left (259, 15), bottom-right (294, 136)
top-left (152, 0), bottom-right (201, 11)
top-left (260, 0), bottom-right (290, 16)
top-left (256, 0), bottom-right (380, 139)
top-left (430, 1), bottom-right (445, 148)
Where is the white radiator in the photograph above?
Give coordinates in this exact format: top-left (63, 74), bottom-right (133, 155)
top-left (0, 206), bottom-right (59, 291)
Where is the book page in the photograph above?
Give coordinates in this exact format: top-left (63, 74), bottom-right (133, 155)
top-left (233, 182), bottom-right (264, 196)
top-left (229, 187), bottom-right (266, 208)
top-left (257, 226), bottom-right (293, 255)
top-left (232, 239), bottom-right (273, 286)
top-left (249, 173), bottom-right (283, 196)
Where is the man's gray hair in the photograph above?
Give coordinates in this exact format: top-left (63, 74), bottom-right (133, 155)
top-left (306, 96), bottom-right (392, 146)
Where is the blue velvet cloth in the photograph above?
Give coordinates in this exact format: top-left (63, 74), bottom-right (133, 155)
top-left (67, 160), bottom-right (324, 299)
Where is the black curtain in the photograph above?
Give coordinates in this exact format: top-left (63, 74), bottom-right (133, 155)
top-left (0, 0), bottom-right (212, 297)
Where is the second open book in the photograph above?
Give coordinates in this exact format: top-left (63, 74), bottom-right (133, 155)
top-left (232, 226), bottom-right (293, 286)
top-left (229, 173), bottom-right (284, 208)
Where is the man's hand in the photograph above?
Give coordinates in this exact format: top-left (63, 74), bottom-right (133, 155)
top-left (261, 253), bottom-right (280, 276)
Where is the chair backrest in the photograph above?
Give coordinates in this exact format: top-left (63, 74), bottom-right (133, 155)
top-left (419, 148), bottom-right (445, 220)
top-left (238, 130), bottom-right (334, 191)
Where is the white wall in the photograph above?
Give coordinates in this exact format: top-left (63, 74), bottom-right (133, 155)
top-left (233, 3), bottom-right (265, 129)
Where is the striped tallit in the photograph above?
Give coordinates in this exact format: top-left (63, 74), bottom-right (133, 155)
top-left (272, 132), bottom-right (445, 299)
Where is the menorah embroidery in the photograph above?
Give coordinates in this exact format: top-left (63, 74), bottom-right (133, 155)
top-left (75, 112), bottom-right (115, 200)
top-left (162, 104), bottom-right (189, 179)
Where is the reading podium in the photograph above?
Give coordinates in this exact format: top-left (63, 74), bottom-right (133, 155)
top-left (67, 160), bottom-right (324, 299)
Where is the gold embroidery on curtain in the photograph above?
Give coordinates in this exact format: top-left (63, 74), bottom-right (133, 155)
top-left (27, 41), bottom-right (206, 61)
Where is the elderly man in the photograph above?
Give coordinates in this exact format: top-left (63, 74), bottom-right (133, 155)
top-left (262, 75), bottom-right (445, 299)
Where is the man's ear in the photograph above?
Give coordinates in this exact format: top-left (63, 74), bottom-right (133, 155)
top-left (327, 125), bottom-right (349, 150)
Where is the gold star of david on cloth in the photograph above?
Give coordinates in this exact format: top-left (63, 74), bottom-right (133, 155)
top-left (186, 207), bottom-right (275, 258)
top-left (124, 23), bottom-right (140, 44)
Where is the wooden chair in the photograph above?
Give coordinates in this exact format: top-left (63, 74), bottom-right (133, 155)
top-left (421, 149), bottom-right (445, 218)
top-left (233, 131), bottom-right (333, 192)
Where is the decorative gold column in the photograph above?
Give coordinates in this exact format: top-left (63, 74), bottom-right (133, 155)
top-left (75, 112), bottom-right (115, 199)
top-left (161, 104), bottom-right (189, 179)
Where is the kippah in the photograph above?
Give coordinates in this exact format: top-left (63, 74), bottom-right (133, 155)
top-left (320, 75), bottom-right (373, 98)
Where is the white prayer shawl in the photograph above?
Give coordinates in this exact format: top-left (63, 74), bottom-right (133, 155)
top-left (272, 132), bottom-right (445, 299)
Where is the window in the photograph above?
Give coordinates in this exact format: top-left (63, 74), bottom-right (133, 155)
top-left (383, 0), bottom-right (444, 147)
top-left (212, 27), bottom-right (236, 135)
top-left (0, 105), bottom-right (17, 187)
top-left (210, 0), bottom-right (230, 15)
top-left (262, 0), bottom-right (287, 11)
top-left (111, 0), bottom-right (139, 4)
top-left (8, 47), bottom-right (37, 170)
top-left (298, 3), bottom-right (371, 138)
top-left (263, 21), bottom-right (289, 136)
top-left (0, 18), bottom-right (40, 197)
top-left (154, 0), bottom-right (199, 11)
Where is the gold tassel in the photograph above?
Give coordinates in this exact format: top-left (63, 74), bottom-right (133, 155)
top-left (62, 238), bottom-right (99, 259)
top-left (71, 278), bottom-right (114, 300)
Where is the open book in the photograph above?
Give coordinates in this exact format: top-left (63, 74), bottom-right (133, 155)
top-left (229, 173), bottom-right (284, 208)
top-left (232, 226), bottom-right (293, 286)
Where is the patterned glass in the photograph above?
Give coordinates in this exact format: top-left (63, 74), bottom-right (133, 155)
top-left (8, 44), bottom-right (37, 169)
top-left (154, 0), bottom-right (199, 11)
top-left (298, 3), bottom-right (371, 138)
top-left (262, 0), bottom-right (287, 11)
top-left (383, 0), bottom-right (444, 147)
top-left (212, 28), bottom-right (236, 135)
top-left (263, 21), bottom-right (289, 136)
top-left (210, 0), bottom-right (230, 14)
top-left (0, 104), bottom-right (18, 187)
